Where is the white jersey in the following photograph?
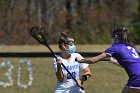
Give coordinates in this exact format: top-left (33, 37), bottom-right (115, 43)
top-left (52, 53), bottom-right (89, 93)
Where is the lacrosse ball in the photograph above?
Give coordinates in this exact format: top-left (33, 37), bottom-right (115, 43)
top-left (37, 35), bottom-right (42, 39)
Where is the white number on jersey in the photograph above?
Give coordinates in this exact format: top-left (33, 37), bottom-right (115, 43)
top-left (127, 46), bottom-right (139, 58)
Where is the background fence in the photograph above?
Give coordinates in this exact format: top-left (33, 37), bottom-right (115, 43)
top-left (0, 52), bottom-right (100, 57)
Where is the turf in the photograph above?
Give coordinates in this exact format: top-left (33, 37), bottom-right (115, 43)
top-left (0, 45), bottom-right (131, 93)
top-left (0, 58), bottom-right (127, 93)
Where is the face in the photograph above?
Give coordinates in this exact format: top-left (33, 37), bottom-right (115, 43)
top-left (111, 37), bottom-right (116, 44)
top-left (111, 35), bottom-right (119, 44)
top-left (64, 38), bottom-right (76, 54)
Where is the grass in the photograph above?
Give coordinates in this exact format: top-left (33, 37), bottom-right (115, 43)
top-left (0, 45), bottom-right (110, 52)
top-left (0, 58), bottom-right (127, 93)
top-left (1, 44), bottom-right (140, 52)
top-left (0, 45), bottom-right (130, 93)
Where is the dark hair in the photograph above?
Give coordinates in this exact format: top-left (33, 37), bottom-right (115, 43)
top-left (58, 32), bottom-right (72, 49)
top-left (112, 26), bottom-right (133, 46)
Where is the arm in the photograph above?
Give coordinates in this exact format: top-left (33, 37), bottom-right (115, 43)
top-left (76, 53), bottom-right (108, 64)
top-left (77, 66), bottom-right (91, 87)
top-left (56, 59), bottom-right (64, 82)
top-left (80, 66), bottom-right (91, 83)
top-left (109, 57), bottom-right (123, 68)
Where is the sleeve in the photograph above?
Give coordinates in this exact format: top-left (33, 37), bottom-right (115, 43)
top-left (75, 53), bottom-right (89, 70)
top-left (51, 58), bottom-right (57, 73)
top-left (104, 45), bottom-right (116, 57)
top-left (79, 63), bottom-right (89, 70)
top-left (134, 46), bottom-right (140, 55)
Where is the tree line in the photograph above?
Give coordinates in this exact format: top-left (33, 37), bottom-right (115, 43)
top-left (0, 0), bottom-right (140, 45)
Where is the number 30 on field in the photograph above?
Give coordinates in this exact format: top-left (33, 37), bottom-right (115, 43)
top-left (0, 59), bottom-right (33, 89)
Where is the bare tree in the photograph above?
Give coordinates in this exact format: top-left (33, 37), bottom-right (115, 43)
top-left (65, 0), bottom-right (72, 30)
top-left (138, 0), bottom-right (140, 19)
top-left (3, 0), bottom-right (15, 44)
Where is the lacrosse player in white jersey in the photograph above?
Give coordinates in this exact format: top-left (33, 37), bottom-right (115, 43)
top-left (52, 32), bottom-right (91, 93)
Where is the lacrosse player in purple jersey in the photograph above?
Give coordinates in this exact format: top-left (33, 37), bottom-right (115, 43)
top-left (52, 32), bottom-right (91, 93)
top-left (76, 26), bottom-right (140, 93)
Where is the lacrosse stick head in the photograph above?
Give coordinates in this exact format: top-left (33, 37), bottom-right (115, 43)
top-left (29, 26), bottom-right (48, 45)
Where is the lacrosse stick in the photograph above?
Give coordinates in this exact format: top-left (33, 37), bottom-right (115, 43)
top-left (28, 26), bottom-right (84, 90)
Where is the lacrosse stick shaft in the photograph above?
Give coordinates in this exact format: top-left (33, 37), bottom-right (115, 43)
top-left (28, 26), bottom-right (84, 90)
top-left (45, 44), bottom-right (84, 90)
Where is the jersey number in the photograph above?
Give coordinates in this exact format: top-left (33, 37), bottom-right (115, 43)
top-left (67, 72), bottom-right (76, 79)
top-left (127, 46), bottom-right (139, 58)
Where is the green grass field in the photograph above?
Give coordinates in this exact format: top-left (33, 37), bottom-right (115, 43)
top-left (0, 45), bottom-right (132, 93)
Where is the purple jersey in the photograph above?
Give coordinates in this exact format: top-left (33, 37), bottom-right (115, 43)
top-left (105, 43), bottom-right (140, 80)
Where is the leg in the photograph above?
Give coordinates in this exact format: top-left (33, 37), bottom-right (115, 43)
top-left (121, 86), bottom-right (140, 93)
top-left (126, 88), bottom-right (140, 93)
top-left (121, 86), bottom-right (129, 93)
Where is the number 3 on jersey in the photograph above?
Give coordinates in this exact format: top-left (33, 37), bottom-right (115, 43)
top-left (127, 46), bottom-right (139, 58)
